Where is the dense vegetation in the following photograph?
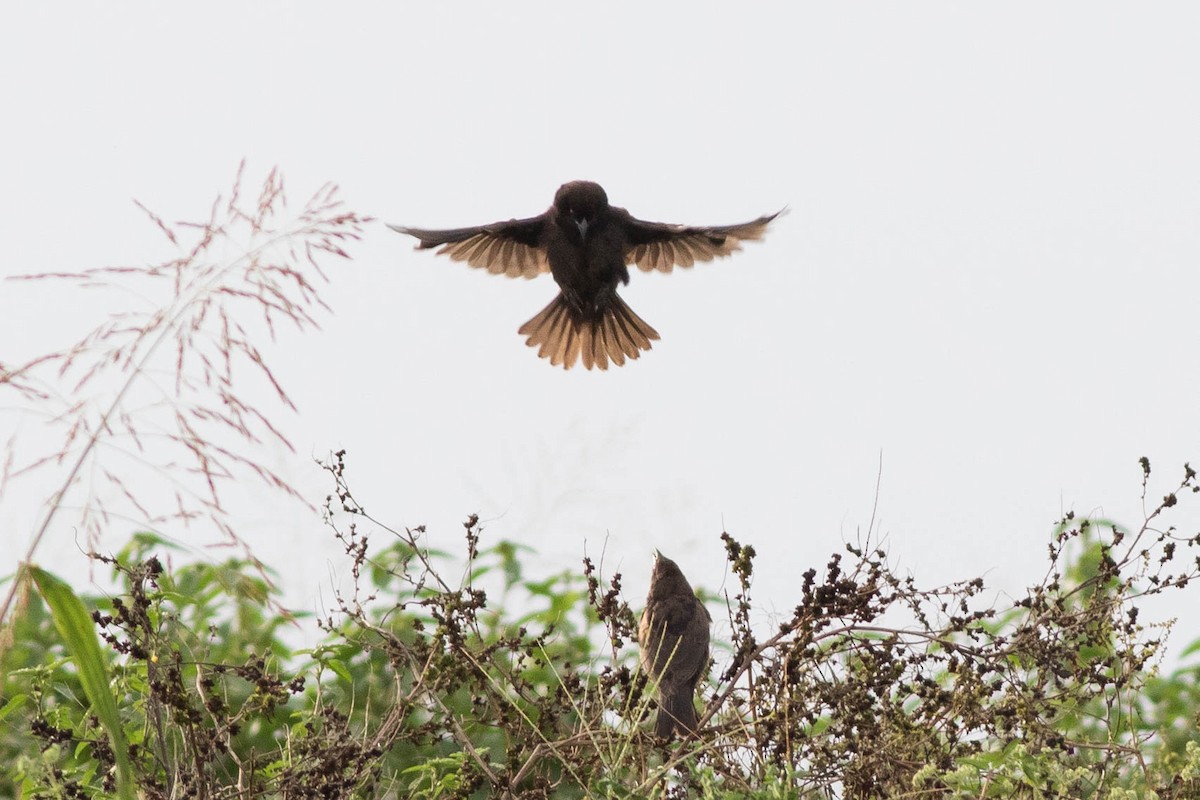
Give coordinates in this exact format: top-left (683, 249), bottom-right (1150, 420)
top-left (3, 168), bottom-right (1199, 798)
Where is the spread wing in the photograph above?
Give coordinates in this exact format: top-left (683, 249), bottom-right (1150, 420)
top-left (622, 209), bottom-right (783, 274)
top-left (388, 215), bottom-right (549, 279)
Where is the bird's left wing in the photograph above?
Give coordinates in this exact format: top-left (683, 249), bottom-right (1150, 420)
top-left (388, 215), bottom-right (549, 279)
top-left (621, 209), bottom-right (783, 273)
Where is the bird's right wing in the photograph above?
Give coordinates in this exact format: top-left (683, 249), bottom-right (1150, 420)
top-left (621, 210), bottom-right (783, 273)
top-left (388, 215), bottom-right (549, 279)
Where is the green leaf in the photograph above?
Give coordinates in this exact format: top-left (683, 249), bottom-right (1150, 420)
top-left (1178, 636), bottom-right (1200, 659)
top-left (0, 692), bottom-right (28, 720)
top-left (326, 658), bottom-right (353, 683)
top-left (30, 566), bottom-right (135, 800)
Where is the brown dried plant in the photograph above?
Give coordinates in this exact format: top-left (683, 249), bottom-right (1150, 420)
top-left (8, 449), bottom-right (1199, 797)
top-left (306, 451), bottom-right (1200, 798)
top-left (0, 163), bottom-right (368, 629)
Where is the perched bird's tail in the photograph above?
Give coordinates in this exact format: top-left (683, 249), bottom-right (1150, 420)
top-left (517, 293), bottom-right (660, 370)
top-left (655, 682), bottom-right (700, 738)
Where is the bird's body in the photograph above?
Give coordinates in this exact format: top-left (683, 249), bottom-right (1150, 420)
top-left (638, 551), bottom-right (711, 739)
top-left (390, 181), bottom-right (780, 370)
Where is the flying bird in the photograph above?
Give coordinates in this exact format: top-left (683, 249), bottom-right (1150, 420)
top-left (389, 181), bottom-right (780, 370)
top-left (638, 551), bottom-right (711, 739)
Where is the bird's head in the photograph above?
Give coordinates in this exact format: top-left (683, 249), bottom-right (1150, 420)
top-left (554, 181), bottom-right (609, 242)
top-left (648, 550), bottom-right (693, 600)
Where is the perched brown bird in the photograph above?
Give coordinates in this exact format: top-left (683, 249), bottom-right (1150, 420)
top-left (638, 551), bottom-right (711, 738)
top-left (389, 181), bottom-right (780, 370)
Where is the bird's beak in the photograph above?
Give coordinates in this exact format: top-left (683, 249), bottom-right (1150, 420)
top-left (575, 218), bottom-right (589, 240)
top-left (653, 549), bottom-right (663, 560)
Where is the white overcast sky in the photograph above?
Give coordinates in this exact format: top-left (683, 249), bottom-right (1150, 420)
top-left (3, 4), bottom-right (1200, 650)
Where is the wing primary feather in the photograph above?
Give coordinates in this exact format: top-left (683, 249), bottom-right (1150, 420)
top-left (511, 241), bottom-right (527, 277)
top-left (676, 238), bottom-right (696, 267)
top-left (493, 239), bottom-right (513, 275)
top-left (450, 235), bottom-right (487, 264)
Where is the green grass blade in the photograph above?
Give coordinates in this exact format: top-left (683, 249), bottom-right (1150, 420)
top-left (31, 566), bottom-right (134, 800)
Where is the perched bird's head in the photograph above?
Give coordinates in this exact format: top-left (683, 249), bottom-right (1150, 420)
top-left (554, 181), bottom-right (609, 242)
top-left (648, 551), bottom-right (694, 601)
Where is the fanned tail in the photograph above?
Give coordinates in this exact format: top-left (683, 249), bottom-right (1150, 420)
top-left (517, 293), bottom-right (660, 370)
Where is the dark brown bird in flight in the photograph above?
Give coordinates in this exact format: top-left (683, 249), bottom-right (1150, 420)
top-left (389, 181), bottom-right (780, 370)
top-left (638, 550), bottom-right (711, 739)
